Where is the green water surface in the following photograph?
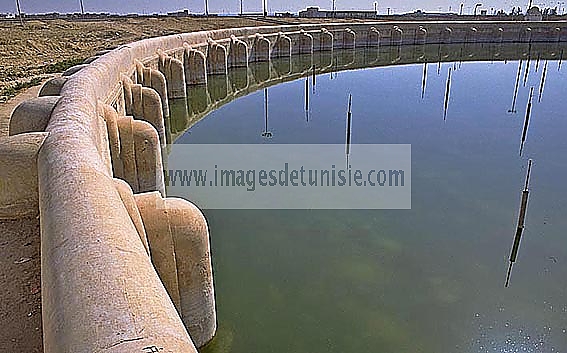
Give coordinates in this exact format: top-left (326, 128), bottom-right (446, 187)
top-left (167, 43), bottom-right (567, 353)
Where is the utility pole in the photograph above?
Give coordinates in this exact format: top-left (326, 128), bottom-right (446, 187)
top-left (204, 0), bottom-right (209, 16)
top-left (474, 3), bottom-right (482, 15)
top-left (15, 0), bottom-right (23, 26)
top-left (459, 3), bottom-right (464, 15)
top-left (263, 0), bottom-right (267, 16)
top-left (80, 0), bottom-right (85, 17)
top-left (374, 2), bottom-right (377, 14)
top-left (240, 0), bottom-right (243, 15)
top-left (332, 0), bottom-right (336, 17)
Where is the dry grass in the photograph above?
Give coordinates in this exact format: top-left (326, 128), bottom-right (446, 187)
top-left (0, 16), bottom-right (360, 103)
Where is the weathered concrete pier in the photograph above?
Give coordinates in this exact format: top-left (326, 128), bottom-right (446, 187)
top-left (1, 20), bottom-right (566, 352)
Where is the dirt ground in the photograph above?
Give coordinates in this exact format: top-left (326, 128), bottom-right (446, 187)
top-left (0, 216), bottom-right (42, 353)
top-left (0, 80), bottom-right (45, 352)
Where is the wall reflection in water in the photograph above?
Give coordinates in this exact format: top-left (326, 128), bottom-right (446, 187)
top-left (166, 41), bottom-right (567, 144)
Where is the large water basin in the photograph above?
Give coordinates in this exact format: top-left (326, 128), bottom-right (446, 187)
top-left (167, 43), bottom-right (567, 353)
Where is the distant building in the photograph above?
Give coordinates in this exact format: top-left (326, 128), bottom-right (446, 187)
top-left (167, 9), bottom-right (190, 17)
top-left (525, 6), bottom-right (543, 21)
top-left (299, 6), bottom-right (376, 19)
top-left (275, 12), bottom-right (295, 17)
top-left (400, 10), bottom-right (459, 20)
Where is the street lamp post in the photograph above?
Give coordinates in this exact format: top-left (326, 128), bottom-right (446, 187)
top-left (459, 3), bottom-right (464, 15)
top-left (240, 0), bottom-right (243, 15)
top-left (474, 3), bottom-right (482, 15)
top-left (332, 0), bottom-right (336, 17)
top-left (204, 0), bottom-right (209, 16)
top-left (15, 0), bottom-right (23, 26)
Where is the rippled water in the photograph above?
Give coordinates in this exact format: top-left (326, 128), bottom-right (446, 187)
top-left (167, 43), bottom-right (567, 353)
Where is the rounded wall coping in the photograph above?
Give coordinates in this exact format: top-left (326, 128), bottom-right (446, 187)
top-left (65, 21), bottom-right (567, 114)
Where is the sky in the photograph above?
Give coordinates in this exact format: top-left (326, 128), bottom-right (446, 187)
top-left (0, 0), bottom-right (562, 16)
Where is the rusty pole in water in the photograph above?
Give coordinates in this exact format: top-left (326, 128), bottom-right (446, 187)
top-left (437, 45), bottom-right (442, 75)
top-left (505, 159), bottom-right (533, 288)
top-left (443, 67), bottom-right (452, 120)
top-left (312, 65), bottom-right (316, 93)
top-left (304, 78), bottom-right (310, 121)
top-left (261, 88), bottom-right (272, 138)
top-left (509, 60), bottom-right (523, 113)
top-left (305, 78), bottom-right (309, 109)
top-left (523, 55), bottom-right (531, 86)
top-left (538, 60), bottom-right (548, 103)
top-left (421, 63), bottom-right (427, 99)
top-left (520, 87), bottom-right (534, 156)
top-left (346, 94), bottom-right (353, 164)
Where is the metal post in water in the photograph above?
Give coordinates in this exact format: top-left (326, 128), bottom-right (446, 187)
top-left (505, 159), bottom-right (533, 287)
top-left (332, 57), bottom-right (338, 79)
top-left (421, 63), bottom-right (427, 99)
top-left (435, 42), bottom-right (443, 75)
top-left (305, 78), bottom-right (309, 111)
top-left (509, 60), bottom-right (523, 113)
top-left (520, 87), bottom-right (535, 156)
top-left (261, 88), bottom-right (272, 138)
top-left (538, 60), bottom-right (548, 102)
top-left (523, 54), bottom-right (531, 86)
top-left (345, 94), bottom-right (353, 166)
top-left (443, 67), bottom-right (452, 120)
top-left (312, 65), bottom-right (316, 93)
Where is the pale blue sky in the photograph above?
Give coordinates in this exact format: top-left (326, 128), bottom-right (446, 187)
top-left (1, 0), bottom-right (562, 15)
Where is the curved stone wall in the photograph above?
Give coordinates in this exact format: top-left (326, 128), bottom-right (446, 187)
top-left (2, 20), bottom-right (567, 352)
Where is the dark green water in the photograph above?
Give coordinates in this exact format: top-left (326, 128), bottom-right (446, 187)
top-left (168, 44), bottom-right (567, 353)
